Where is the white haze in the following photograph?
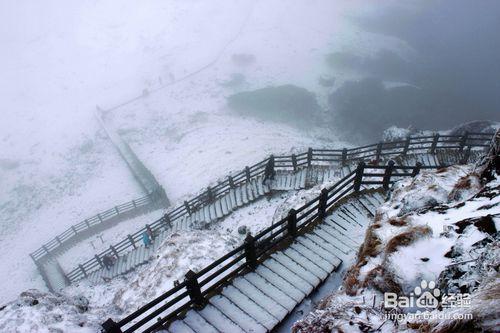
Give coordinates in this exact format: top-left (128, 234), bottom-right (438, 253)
top-left (1, 0), bottom-right (497, 304)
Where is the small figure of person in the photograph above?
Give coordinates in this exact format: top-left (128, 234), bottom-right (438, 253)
top-left (102, 254), bottom-right (115, 270)
top-left (147, 228), bottom-right (155, 242)
top-left (142, 231), bottom-right (152, 248)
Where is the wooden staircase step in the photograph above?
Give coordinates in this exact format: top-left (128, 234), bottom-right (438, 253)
top-left (270, 254), bottom-right (320, 286)
top-left (209, 295), bottom-right (266, 333)
top-left (197, 304), bottom-right (245, 333)
top-left (168, 320), bottom-right (196, 333)
top-left (297, 237), bottom-right (341, 265)
top-left (290, 242), bottom-right (335, 273)
top-left (233, 277), bottom-right (288, 320)
top-left (262, 260), bottom-right (313, 295)
top-left (183, 311), bottom-right (218, 333)
top-left (221, 285), bottom-right (278, 330)
top-left (243, 273), bottom-right (297, 311)
top-left (312, 230), bottom-right (351, 255)
top-left (254, 266), bottom-right (305, 302)
top-left (282, 248), bottom-right (328, 280)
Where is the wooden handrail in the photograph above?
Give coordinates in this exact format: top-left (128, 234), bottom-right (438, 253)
top-left (102, 151), bottom-right (472, 333)
top-left (40, 133), bottom-right (494, 288)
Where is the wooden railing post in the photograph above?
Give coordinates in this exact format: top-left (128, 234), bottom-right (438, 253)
top-left (291, 154), bottom-right (297, 172)
top-left (375, 142), bottom-right (383, 164)
top-left (411, 162), bottom-right (422, 177)
top-left (110, 245), bottom-right (119, 258)
top-left (102, 318), bottom-right (123, 333)
top-left (185, 270), bottom-right (205, 308)
top-left (95, 255), bottom-right (104, 268)
top-left (79, 264), bottom-right (87, 278)
top-left (206, 187), bottom-right (215, 203)
top-left (402, 136), bottom-right (411, 156)
top-left (318, 188), bottom-right (329, 219)
top-left (163, 214), bottom-right (172, 229)
top-left (71, 226), bottom-right (78, 235)
top-left (128, 234), bottom-right (137, 249)
top-left (341, 148), bottom-right (347, 166)
top-left (353, 162), bottom-right (365, 192)
top-left (287, 209), bottom-right (297, 238)
top-left (460, 146), bottom-right (471, 165)
top-left (383, 160), bottom-right (395, 190)
top-left (244, 234), bottom-right (257, 269)
top-left (184, 201), bottom-right (191, 216)
top-left (459, 132), bottom-right (469, 152)
top-left (307, 148), bottom-right (313, 167)
top-left (430, 133), bottom-right (440, 154)
top-left (228, 176), bottom-right (235, 189)
top-left (245, 166), bottom-right (251, 182)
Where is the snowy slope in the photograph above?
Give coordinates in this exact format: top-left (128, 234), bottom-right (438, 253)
top-left (0, 182), bottom-right (329, 332)
top-left (293, 165), bottom-right (500, 332)
top-left (1, 1), bottom-right (412, 303)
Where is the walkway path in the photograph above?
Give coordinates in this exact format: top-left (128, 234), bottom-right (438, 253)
top-left (160, 191), bottom-right (383, 333)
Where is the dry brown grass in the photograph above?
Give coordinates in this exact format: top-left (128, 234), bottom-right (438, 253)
top-left (362, 265), bottom-right (402, 295)
top-left (343, 225), bottom-right (384, 295)
top-left (374, 211), bottom-right (384, 223)
top-left (387, 217), bottom-right (408, 227)
top-left (357, 226), bottom-right (382, 260)
top-left (385, 225), bottom-right (432, 254)
top-left (454, 176), bottom-right (472, 189)
top-left (436, 167), bottom-right (449, 173)
top-left (448, 174), bottom-right (481, 202)
top-left (343, 266), bottom-right (361, 296)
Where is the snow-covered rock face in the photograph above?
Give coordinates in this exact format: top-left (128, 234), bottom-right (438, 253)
top-left (62, 229), bottom-right (238, 316)
top-left (294, 165), bottom-right (500, 333)
top-left (0, 290), bottom-right (102, 333)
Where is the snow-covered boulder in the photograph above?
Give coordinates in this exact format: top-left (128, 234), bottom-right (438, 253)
top-left (294, 163), bottom-right (500, 333)
top-left (449, 120), bottom-right (499, 136)
top-left (0, 290), bottom-right (101, 333)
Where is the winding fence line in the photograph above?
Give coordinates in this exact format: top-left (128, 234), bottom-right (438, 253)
top-left (64, 132), bottom-right (492, 288)
top-left (30, 111), bottom-right (170, 291)
top-left (101, 143), bottom-right (491, 333)
top-left (31, 132), bottom-right (492, 292)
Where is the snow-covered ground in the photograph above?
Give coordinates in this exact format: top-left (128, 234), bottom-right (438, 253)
top-left (0, 182), bottom-right (331, 332)
top-left (1, 1), bottom-right (413, 304)
top-left (58, 210), bottom-right (166, 272)
top-left (293, 164), bottom-right (500, 332)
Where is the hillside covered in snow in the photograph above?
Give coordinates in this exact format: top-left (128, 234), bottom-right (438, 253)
top-left (1, 1), bottom-right (500, 332)
top-left (293, 144), bottom-right (500, 332)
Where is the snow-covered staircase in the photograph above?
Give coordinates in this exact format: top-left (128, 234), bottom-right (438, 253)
top-left (160, 191), bottom-right (384, 333)
top-left (73, 145), bottom-right (487, 287)
top-left (40, 259), bottom-right (69, 291)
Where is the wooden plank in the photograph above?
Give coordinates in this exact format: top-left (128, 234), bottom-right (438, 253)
top-left (220, 196), bottom-right (229, 216)
top-left (214, 200), bottom-right (223, 219)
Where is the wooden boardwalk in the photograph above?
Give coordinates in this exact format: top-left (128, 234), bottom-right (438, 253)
top-left (85, 151), bottom-right (477, 284)
top-left (159, 191), bottom-right (384, 333)
top-left (44, 133), bottom-right (491, 291)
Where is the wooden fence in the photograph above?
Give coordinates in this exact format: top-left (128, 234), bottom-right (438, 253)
top-left (101, 161), bottom-right (442, 333)
top-left (94, 132), bottom-right (494, 333)
top-left (30, 187), bottom-right (167, 264)
top-left (65, 132), bottom-right (492, 285)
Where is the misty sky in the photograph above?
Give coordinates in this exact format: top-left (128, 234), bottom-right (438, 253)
top-left (1, 1), bottom-right (498, 158)
top-left (329, 0), bottom-right (500, 137)
top-left (1, 0), bottom-right (500, 304)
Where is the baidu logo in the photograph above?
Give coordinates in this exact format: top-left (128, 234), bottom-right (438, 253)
top-left (384, 279), bottom-right (440, 309)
